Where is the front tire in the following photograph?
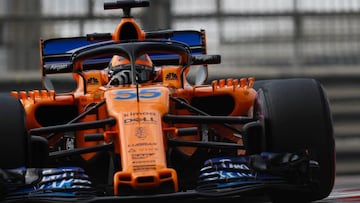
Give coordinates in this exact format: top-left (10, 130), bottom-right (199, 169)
top-left (0, 95), bottom-right (29, 168)
top-left (255, 78), bottom-right (335, 202)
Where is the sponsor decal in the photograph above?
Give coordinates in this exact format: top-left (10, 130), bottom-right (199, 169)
top-left (131, 153), bottom-right (155, 159)
top-left (132, 159), bottom-right (156, 165)
top-left (133, 165), bottom-right (156, 171)
top-left (128, 148), bottom-right (136, 153)
top-left (123, 111), bottom-right (157, 124)
top-left (165, 72), bottom-right (178, 80)
top-left (45, 63), bottom-right (71, 72)
top-left (124, 111), bottom-right (156, 117)
top-left (87, 77), bottom-right (99, 85)
top-left (127, 142), bottom-right (157, 148)
top-left (127, 142), bottom-right (158, 163)
top-left (124, 116), bottom-right (156, 124)
top-left (65, 137), bottom-right (75, 150)
top-left (135, 126), bottom-right (147, 139)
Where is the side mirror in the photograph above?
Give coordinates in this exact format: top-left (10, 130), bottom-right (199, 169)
top-left (188, 54), bottom-right (221, 85)
top-left (194, 65), bottom-right (208, 85)
top-left (185, 65), bottom-right (208, 85)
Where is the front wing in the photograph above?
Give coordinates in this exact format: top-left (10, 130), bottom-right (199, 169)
top-left (1, 151), bottom-right (318, 202)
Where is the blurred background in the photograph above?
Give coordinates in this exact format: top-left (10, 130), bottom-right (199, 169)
top-left (0, 0), bottom-right (359, 174)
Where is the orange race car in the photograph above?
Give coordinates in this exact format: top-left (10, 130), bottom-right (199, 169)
top-left (0, 1), bottom-right (335, 202)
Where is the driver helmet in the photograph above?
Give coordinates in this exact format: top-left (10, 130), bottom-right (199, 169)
top-left (107, 54), bottom-right (154, 85)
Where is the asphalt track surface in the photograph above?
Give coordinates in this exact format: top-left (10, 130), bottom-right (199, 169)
top-left (321, 175), bottom-right (360, 203)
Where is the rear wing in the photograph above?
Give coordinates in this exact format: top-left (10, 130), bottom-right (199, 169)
top-left (40, 30), bottom-right (210, 75)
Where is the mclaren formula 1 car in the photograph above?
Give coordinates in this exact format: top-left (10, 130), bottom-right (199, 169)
top-left (0, 1), bottom-right (335, 202)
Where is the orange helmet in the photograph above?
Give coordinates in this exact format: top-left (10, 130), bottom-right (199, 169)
top-left (107, 54), bottom-right (154, 85)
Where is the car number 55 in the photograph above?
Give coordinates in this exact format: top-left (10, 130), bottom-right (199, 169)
top-left (114, 89), bottom-right (162, 100)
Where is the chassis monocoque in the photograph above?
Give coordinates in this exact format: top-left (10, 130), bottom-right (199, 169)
top-left (0, 1), bottom-right (335, 202)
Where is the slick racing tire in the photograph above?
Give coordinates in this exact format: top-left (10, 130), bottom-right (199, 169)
top-left (0, 95), bottom-right (29, 168)
top-left (255, 78), bottom-right (335, 202)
